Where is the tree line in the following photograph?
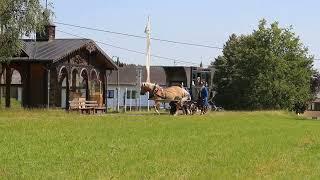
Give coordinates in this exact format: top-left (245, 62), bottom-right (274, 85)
top-left (212, 19), bottom-right (317, 112)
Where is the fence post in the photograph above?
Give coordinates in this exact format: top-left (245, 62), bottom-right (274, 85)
top-left (117, 87), bottom-right (120, 112)
top-left (124, 88), bottom-right (127, 112)
top-left (130, 89), bottom-right (132, 111)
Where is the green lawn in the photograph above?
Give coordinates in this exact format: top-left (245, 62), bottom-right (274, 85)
top-left (0, 109), bottom-right (320, 179)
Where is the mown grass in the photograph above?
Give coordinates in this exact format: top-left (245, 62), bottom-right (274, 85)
top-left (0, 109), bottom-right (320, 179)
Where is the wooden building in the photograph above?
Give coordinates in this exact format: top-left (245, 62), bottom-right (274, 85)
top-left (0, 24), bottom-right (117, 108)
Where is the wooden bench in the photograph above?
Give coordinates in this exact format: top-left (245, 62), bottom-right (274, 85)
top-left (69, 100), bottom-right (83, 112)
top-left (69, 100), bottom-right (106, 114)
top-left (83, 101), bottom-right (97, 114)
top-left (94, 107), bottom-right (107, 114)
top-left (68, 100), bottom-right (90, 114)
top-left (85, 101), bottom-right (106, 114)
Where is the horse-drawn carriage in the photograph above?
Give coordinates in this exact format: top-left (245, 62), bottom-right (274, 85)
top-left (140, 82), bottom-right (213, 115)
top-left (169, 96), bottom-right (210, 115)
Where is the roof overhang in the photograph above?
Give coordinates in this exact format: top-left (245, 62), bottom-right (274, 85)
top-left (51, 40), bottom-right (118, 70)
top-left (5, 57), bottom-right (52, 63)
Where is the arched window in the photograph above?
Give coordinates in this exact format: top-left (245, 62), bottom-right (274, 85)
top-left (0, 68), bottom-right (23, 107)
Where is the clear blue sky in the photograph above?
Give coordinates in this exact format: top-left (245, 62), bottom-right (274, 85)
top-left (54, 0), bottom-right (320, 68)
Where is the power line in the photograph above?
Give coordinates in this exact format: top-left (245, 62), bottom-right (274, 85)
top-left (54, 22), bottom-right (223, 50)
top-left (57, 29), bottom-right (203, 66)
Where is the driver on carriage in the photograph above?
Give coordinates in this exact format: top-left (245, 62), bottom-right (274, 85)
top-left (199, 81), bottom-right (209, 108)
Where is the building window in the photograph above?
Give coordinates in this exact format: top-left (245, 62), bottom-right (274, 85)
top-left (107, 90), bottom-right (114, 98)
top-left (127, 90), bottom-right (137, 99)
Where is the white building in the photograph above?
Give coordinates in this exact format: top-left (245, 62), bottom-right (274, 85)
top-left (107, 65), bottom-right (167, 110)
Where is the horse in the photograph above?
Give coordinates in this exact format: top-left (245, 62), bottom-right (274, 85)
top-left (140, 82), bottom-right (191, 115)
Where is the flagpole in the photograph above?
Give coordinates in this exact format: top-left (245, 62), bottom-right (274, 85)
top-left (145, 16), bottom-right (151, 83)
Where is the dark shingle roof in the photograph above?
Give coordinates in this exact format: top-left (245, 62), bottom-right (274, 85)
top-left (18, 39), bottom-right (117, 69)
top-left (21, 39), bottom-right (92, 60)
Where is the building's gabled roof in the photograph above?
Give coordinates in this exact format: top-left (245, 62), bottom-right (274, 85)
top-left (16, 39), bottom-right (117, 69)
top-left (21, 39), bottom-right (92, 60)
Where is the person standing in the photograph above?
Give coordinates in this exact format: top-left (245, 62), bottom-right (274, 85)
top-left (191, 81), bottom-right (198, 101)
top-left (200, 81), bottom-right (209, 114)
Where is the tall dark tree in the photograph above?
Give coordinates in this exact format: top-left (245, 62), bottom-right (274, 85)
top-left (212, 19), bottom-right (314, 110)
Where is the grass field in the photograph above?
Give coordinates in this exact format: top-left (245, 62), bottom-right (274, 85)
top-left (0, 109), bottom-right (320, 179)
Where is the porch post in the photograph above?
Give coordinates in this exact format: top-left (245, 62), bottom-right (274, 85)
top-left (86, 79), bottom-right (90, 100)
top-left (65, 73), bottom-right (70, 110)
top-left (104, 71), bottom-right (109, 113)
top-left (22, 64), bottom-right (31, 108)
top-left (5, 66), bottom-right (11, 108)
top-left (0, 64), bottom-right (2, 106)
top-left (47, 68), bottom-right (50, 109)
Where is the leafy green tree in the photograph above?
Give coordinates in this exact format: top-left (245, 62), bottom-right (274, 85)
top-left (212, 19), bottom-right (314, 110)
top-left (0, 0), bottom-right (52, 60)
top-left (0, 0), bottom-right (52, 107)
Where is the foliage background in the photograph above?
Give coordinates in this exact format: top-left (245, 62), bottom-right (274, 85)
top-left (0, 0), bottom-right (51, 60)
top-left (212, 19), bottom-right (314, 110)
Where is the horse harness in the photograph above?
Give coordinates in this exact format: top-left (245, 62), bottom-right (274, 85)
top-left (152, 84), bottom-right (166, 99)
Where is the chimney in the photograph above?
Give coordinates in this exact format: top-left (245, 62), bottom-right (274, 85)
top-left (36, 24), bottom-right (56, 41)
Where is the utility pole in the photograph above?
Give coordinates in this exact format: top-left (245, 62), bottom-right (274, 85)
top-left (139, 67), bottom-right (142, 111)
top-left (112, 56), bottom-right (120, 112)
top-left (124, 88), bottom-right (127, 112)
top-left (116, 57), bottom-right (120, 112)
top-left (105, 70), bottom-right (112, 113)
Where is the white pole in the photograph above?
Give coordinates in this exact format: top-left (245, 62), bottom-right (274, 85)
top-left (139, 68), bottom-right (142, 111)
top-left (135, 98), bottom-right (138, 111)
top-left (130, 89), bottom-right (132, 111)
top-left (116, 57), bottom-right (120, 112)
top-left (117, 87), bottom-right (120, 112)
top-left (145, 16), bottom-right (151, 83)
top-left (139, 95), bottom-right (141, 111)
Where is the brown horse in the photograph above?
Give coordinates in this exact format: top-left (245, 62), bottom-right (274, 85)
top-left (140, 82), bottom-right (190, 115)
